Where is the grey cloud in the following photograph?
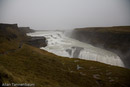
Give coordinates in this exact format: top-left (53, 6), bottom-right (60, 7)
top-left (0, 0), bottom-right (130, 30)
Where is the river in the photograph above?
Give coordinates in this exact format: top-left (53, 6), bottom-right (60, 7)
top-left (27, 30), bottom-right (124, 67)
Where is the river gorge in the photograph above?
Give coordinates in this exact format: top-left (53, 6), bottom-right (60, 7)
top-left (27, 30), bottom-right (124, 67)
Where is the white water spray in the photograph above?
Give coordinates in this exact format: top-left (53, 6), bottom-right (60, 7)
top-left (27, 30), bottom-right (124, 67)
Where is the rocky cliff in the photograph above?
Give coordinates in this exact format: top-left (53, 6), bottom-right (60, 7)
top-left (19, 27), bottom-right (35, 33)
top-left (72, 26), bottom-right (130, 68)
top-left (26, 37), bottom-right (47, 48)
top-left (0, 23), bottom-right (47, 49)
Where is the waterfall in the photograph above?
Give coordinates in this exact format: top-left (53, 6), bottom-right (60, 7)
top-left (27, 30), bottom-right (124, 67)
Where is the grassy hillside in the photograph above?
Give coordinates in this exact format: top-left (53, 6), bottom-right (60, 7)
top-left (0, 24), bottom-right (130, 87)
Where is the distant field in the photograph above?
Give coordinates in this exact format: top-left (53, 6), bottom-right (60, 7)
top-left (75, 26), bottom-right (130, 33)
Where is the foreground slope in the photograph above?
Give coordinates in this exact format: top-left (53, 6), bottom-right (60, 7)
top-left (0, 24), bottom-right (130, 87)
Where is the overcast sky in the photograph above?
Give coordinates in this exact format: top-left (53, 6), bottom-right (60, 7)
top-left (0, 0), bottom-right (130, 30)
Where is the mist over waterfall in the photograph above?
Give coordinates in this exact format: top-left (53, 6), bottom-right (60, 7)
top-left (27, 30), bottom-right (124, 67)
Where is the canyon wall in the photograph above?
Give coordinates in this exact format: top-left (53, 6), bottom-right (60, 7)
top-left (72, 26), bottom-right (130, 68)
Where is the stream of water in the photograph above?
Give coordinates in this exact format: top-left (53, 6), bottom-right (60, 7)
top-left (27, 30), bottom-right (124, 67)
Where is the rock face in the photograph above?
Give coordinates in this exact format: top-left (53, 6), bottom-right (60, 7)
top-left (0, 23), bottom-right (18, 29)
top-left (19, 27), bottom-right (35, 33)
top-left (26, 37), bottom-right (47, 48)
top-left (0, 23), bottom-right (22, 41)
top-left (72, 26), bottom-right (130, 68)
top-left (0, 23), bottom-right (34, 40)
top-left (0, 23), bottom-right (47, 48)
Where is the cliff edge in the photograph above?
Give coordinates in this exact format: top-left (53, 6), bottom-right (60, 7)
top-left (72, 26), bottom-right (130, 68)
